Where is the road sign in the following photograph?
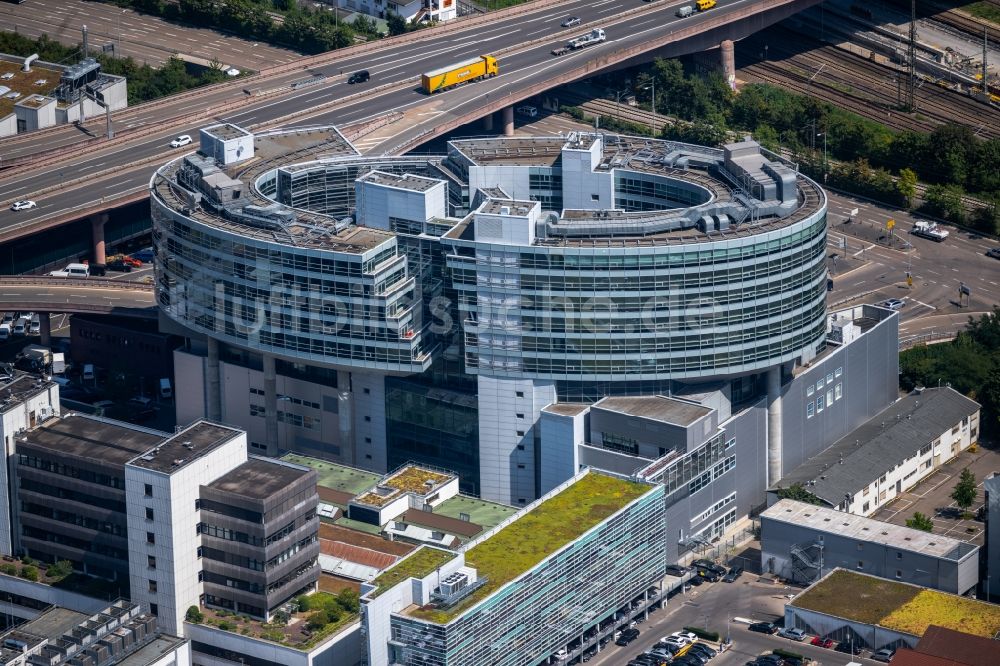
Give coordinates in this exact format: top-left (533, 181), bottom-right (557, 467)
top-left (907, 276), bottom-right (913, 287)
top-left (886, 219), bottom-right (895, 230)
top-left (849, 208), bottom-right (859, 217)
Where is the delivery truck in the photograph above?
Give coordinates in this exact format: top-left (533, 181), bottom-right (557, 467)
top-left (568, 28), bottom-right (606, 50)
top-left (422, 55), bottom-right (498, 94)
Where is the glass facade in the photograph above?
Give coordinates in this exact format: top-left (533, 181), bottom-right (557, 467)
top-left (385, 375), bottom-right (480, 496)
top-left (445, 213), bottom-right (828, 381)
top-left (387, 483), bottom-right (665, 666)
top-left (151, 199), bottom-right (432, 373)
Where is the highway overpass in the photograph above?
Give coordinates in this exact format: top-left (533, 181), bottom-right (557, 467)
top-left (0, 0), bottom-right (821, 253)
top-left (0, 277), bottom-right (156, 337)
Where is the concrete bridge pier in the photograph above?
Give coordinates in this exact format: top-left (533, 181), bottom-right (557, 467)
top-left (38, 315), bottom-right (51, 348)
top-left (502, 106), bottom-right (514, 136)
top-left (720, 39), bottom-right (736, 89)
top-left (90, 213), bottom-right (108, 267)
top-left (483, 112), bottom-right (494, 132)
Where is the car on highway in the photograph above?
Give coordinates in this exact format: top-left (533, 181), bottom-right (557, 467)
top-left (561, 16), bottom-right (581, 27)
top-left (170, 135), bottom-right (192, 148)
top-left (777, 627), bottom-right (807, 641)
top-left (665, 564), bottom-right (689, 576)
top-left (810, 636), bottom-right (833, 649)
top-left (880, 298), bottom-right (905, 310)
top-left (872, 648), bottom-right (896, 662)
top-left (10, 200), bottom-right (36, 211)
top-left (348, 70), bottom-right (370, 84)
top-left (747, 622), bottom-right (778, 635)
top-left (986, 247), bottom-right (1000, 260)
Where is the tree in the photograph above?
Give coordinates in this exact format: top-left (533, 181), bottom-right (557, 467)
top-left (386, 12), bottom-right (407, 36)
top-left (775, 482), bottom-right (822, 505)
top-left (185, 606), bottom-right (204, 623)
top-left (923, 183), bottom-right (966, 224)
top-left (906, 512), bottom-right (934, 532)
top-left (951, 468), bottom-right (977, 512)
top-left (897, 168), bottom-right (917, 209)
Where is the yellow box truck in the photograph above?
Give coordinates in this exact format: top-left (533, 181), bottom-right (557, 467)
top-left (422, 55), bottom-right (498, 94)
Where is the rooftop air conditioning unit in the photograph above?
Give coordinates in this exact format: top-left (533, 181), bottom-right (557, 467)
top-left (439, 572), bottom-right (468, 596)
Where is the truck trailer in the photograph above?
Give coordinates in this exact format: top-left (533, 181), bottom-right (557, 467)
top-left (422, 55), bottom-right (498, 94)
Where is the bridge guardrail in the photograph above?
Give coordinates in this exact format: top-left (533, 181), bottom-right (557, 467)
top-left (0, 276), bottom-right (155, 290)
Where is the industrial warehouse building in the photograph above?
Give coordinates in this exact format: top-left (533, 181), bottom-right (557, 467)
top-left (761, 499), bottom-right (979, 594)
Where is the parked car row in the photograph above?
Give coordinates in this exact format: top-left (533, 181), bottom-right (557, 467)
top-left (627, 631), bottom-right (720, 666)
top-left (0, 312), bottom-right (41, 341)
top-left (745, 622), bottom-right (895, 663)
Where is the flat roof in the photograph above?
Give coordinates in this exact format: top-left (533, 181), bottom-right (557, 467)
top-left (117, 635), bottom-right (188, 666)
top-left (792, 569), bottom-right (1000, 638)
top-left (773, 388), bottom-right (981, 506)
top-left (354, 465), bottom-right (455, 508)
top-left (542, 403), bottom-right (590, 417)
top-left (763, 500), bottom-right (977, 561)
top-left (19, 413), bottom-right (165, 465)
top-left (14, 606), bottom-right (89, 640)
top-left (203, 123), bottom-right (251, 140)
top-left (593, 395), bottom-right (711, 426)
top-left (0, 373), bottom-right (56, 410)
top-left (480, 199), bottom-right (537, 216)
top-left (432, 494), bottom-right (517, 530)
top-left (359, 170), bottom-right (442, 192)
top-left (128, 420), bottom-right (242, 473)
top-left (281, 454), bottom-right (381, 495)
top-left (406, 471), bottom-right (652, 623)
top-left (206, 457), bottom-right (311, 499)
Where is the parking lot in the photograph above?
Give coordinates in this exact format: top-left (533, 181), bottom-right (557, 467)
top-left (579, 549), bottom-right (889, 666)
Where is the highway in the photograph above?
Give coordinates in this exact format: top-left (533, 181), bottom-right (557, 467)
top-left (0, 276), bottom-right (154, 316)
top-left (0, 0), bottom-right (810, 240)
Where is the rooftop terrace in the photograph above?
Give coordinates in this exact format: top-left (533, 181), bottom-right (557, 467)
top-left (407, 471), bottom-right (651, 623)
top-left (792, 569), bottom-right (1000, 638)
top-left (353, 465), bottom-right (454, 508)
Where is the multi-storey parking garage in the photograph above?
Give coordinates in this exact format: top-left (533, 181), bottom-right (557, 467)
top-left (147, 122), bottom-right (896, 521)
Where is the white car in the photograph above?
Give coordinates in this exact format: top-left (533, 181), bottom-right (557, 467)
top-left (665, 631), bottom-right (697, 645)
top-left (170, 134), bottom-right (193, 148)
top-left (881, 298), bottom-right (905, 311)
top-left (0, 73), bottom-right (13, 80)
top-left (10, 200), bottom-right (36, 211)
top-left (516, 105), bottom-right (538, 118)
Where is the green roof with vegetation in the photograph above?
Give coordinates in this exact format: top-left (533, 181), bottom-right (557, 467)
top-left (281, 454), bottom-right (380, 495)
top-left (409, 472), bottom-right (650, 623)
top-left (369, 547), bottom-right (457, 598)
top-left (433, 494), bottom-right (518, 529)
top-left (793, 569), bottom-right (1000, 638)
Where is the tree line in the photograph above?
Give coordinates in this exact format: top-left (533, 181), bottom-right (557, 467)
top-left (617, 59), bottom-right (1000, 234)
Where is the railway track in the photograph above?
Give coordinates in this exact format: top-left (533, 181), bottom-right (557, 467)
top-left (738, 27), bottom-right (1000, 139)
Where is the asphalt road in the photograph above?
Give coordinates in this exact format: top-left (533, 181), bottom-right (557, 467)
top-left (824, 191), bottom-right (1000, 341)
top-left (0, 0), bottom-right (298, 69)
top-left (0, 0), bottom-right (763, 230)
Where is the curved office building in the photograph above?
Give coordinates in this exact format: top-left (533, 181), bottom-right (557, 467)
top-left (150, 123), bottom-right (852, 507)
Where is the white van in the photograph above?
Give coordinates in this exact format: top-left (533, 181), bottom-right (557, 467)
top-left (12, 318), bottom-right (27, 337)
top-left (49, 263), bottom-right (89, 278)
top-left (0, 324), bottom-right (10, 340)
top-left (82, 364), bottom-right (95, 382)
top-left (159, 378), bottom-right (172, 399)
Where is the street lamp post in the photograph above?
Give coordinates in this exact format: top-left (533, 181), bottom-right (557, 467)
top-left (817, 132), bottom-right (828, 180)
top-left (117, 9), bottom-right (127, 57)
